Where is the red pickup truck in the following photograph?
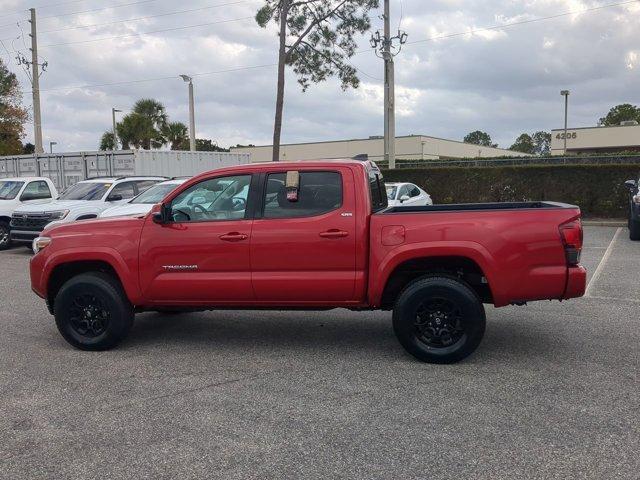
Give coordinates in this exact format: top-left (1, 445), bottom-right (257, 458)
top-left (30, 160), bottom-right (586, 363)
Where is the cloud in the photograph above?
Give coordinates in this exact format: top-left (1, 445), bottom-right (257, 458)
top-left (0, 0), bottom-right (638, 151)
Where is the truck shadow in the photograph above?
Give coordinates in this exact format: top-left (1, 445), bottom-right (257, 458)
top-left (126, 310), bottom-right (566, 364)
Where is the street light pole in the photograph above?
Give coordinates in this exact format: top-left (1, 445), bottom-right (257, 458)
top-left (112, 108), bottom-right (122, 150)
top-left (180, 75), bottom-right (196, 152)
top-left (49, 141), bottom-right (57, 153)
top-left (561, 90), bottom-right (570, 156)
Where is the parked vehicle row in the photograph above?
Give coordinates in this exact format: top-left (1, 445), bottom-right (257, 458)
top-left (30, 159), bottom-right (586, 364)
top-left (0, 177), bottom-right (58, 250)
top-left (8, 176), bottom-right (166, 247)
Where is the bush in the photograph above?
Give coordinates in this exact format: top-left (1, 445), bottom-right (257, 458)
top-left (382, 164), bottom-right (638, 218)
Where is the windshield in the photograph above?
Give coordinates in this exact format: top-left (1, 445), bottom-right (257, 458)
top-left (131, 183), bottom-right (181, 204)
top-left (0, 181), bottom-right (25, 200)
top-left (386, 186), bottom-right (397, 201)
top-left (59, 182), bottom-right (111, 201)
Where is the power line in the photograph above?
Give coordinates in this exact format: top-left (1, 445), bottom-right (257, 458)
top-left (39, 0), bottom-right (159, 21)
top-left (406, 0), bottom-right (640, 46)
top-left (0, 0), bottom-right (159, 29)
top-left (39, 16), bottom-right (254, 48)
top-left (38, 63), bottom-right (277, 93)
top-left (39, 1), bottom-right (249, 34)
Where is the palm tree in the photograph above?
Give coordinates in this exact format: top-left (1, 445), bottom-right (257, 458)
top-left (162, 122), bottom-right (189, 150)
top-left (116, 113), bottom-right (155, 150)
top-left (132, 98), bottom-right (168, 148)
top-left (99, 131), bottom-right (116, 150)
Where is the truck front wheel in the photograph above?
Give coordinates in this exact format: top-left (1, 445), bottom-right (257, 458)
top-left (393, 276), bottom-right (486, 364)
top-left (54, 272), bottom-right (134, 351)
top-left (0, 221), bottom-right (11, 250)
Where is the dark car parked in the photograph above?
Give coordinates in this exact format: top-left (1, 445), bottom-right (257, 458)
top-left (626, 178), bottom-right (640, 240)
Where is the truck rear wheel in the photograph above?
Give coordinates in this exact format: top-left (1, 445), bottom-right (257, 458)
top-left (54, 272), bottom-right (134, 351)
top-left (630, 218), bottom-right (640, 241)
top-left (393, 275), bottom-right (486, 364)
top-left (0, 221), bottom-right (11, 251)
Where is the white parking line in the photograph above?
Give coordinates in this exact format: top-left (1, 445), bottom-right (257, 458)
top-left (584, 227), bottom-right (622, 297)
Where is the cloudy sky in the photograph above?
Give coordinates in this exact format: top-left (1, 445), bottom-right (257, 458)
top-left (0, 0), bottom-right (638, 152)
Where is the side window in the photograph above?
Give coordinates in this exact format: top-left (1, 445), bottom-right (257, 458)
top-left (135, 180), bottom-right (159, 194)
top-left (21, 181), bottom-right (52, 200)
top-left (398, 185), bottom-right (410, 199)
top-left (409, 185), bottom-right (421, 197)
top-left (263, 171), bottom-right (342, 219)
top-left (369, 168), bottom-right (388, 212)
top-left (170, 175), bottom-right (251, 222)
top-left (108, 181), bottom-right (137, 200)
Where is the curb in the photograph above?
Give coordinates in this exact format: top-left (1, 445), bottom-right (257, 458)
top-left (582, 220), bottom-right (627, 227)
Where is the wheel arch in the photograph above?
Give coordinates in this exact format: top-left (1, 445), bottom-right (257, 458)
top-left (378, 254), bottom-right (495, 310)
top-left (44, 248), bottom-right (141, 313)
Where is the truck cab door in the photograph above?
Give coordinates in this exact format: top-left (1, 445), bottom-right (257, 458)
top-left (250, 168), bottom-right (357, 303)
top-left (139, 174), bottom-right (256, 304)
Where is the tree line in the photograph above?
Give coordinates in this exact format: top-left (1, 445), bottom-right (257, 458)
top-left (463, 103), bottom-right (640, 155)
top-left (99, 98), bottom-right (229, 152)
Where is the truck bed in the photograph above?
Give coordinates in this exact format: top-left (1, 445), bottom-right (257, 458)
top-left (383, 201), bottom-right (577, 214)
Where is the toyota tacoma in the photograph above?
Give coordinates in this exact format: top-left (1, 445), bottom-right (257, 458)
top-left (30, 160), bottom-right (586, 363)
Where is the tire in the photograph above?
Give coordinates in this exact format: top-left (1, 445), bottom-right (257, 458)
top-left (54, 272), bottom-right (134, 351)
top-left (393, 275), bottom-right (486, 364)
top-left (0, 221), bottom-right (11, 251)
top-left (630, 217), bottom-right (640, 241)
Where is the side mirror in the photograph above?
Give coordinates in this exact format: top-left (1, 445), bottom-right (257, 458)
top-left (108, 194), bottom-right (124, 202)
top-left (625, 179), bottom-right (638, 191)
top-left (153, 203), bottom-right (171, 224)
top-left (400, 195), bottom-right (410, 203)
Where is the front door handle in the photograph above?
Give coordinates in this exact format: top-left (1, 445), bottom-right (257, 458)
top-left (219, 232), bottom-right (248, 242)
top-left (319, 229), bottom-right (349, 239)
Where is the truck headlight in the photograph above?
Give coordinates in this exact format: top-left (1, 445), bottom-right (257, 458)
top-left (49, 210), bottom-right (70, 220)
top-left (32, 236), bottom-right (52, 254)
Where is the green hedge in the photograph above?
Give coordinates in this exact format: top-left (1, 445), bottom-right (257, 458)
top-left (382, 164), bottom-right (639, 218)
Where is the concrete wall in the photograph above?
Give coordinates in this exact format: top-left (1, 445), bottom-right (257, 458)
top-left (231, 135), bottom-right (531, 163)
top-left (551, 124), bottom-right (640, 155)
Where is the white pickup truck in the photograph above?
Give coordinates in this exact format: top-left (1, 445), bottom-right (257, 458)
top-left (10, 176), bottom-right (164, 246)
top-left (0, 177), bottom-right (58, 250)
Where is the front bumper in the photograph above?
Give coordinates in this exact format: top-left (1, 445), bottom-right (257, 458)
top-left (564, 266), bottom-right (587, 299)
top-left (10, 228), bottom-right (41, 244)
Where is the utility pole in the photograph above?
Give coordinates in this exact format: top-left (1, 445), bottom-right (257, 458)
top-left (180, 75), bottom-right (196, 151)
top-left (561, 90), bottom-right (570, 155)
top-left (29, 8), bottom-right (44, 154)
top-left (383, 0), bottom-right (394, 169)
top-left (112, 108), bottom-right (121, 150)
top-left (371, 0), bottom-right (407, 169)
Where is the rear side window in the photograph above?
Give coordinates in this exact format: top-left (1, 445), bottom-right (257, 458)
top-left (263, 171), bottom-right (342, 219)
top-left (22, 181), bottom-right (52, 200)
top-left (369, 167), bottom-right (388, 212)
top-left (109, 181), bottom-right (137, 200)
top-left (134, 180), bottom-right (160, 194)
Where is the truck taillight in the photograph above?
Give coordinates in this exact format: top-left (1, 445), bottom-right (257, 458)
top-left (559, 218), bottom-right (583, 266)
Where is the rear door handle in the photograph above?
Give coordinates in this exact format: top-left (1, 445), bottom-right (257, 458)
top-left (219, 232), bottom-right (248, 242)
top-left (319, 230), bottom-right (349, 239)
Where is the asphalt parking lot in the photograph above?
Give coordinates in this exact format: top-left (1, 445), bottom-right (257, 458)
top-left (1, 226), bottom-right (639, 479)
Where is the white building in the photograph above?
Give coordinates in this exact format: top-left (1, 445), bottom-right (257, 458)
top-left (551, 122), bottom-right (640, 156)
top-left (231, 135), bottom-right (532, 163)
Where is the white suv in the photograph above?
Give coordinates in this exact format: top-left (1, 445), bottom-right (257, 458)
top-left (10, 176), bottom-right (164, 246)
top-left (0, 177), bottom-right (58, 250)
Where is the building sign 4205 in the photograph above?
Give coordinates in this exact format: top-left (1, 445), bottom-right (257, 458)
top-left (556, 132), bottom-right (577, 140)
